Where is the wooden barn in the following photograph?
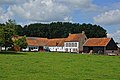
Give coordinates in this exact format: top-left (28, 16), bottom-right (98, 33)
top-left (83, 38), bottom-right (118, 54)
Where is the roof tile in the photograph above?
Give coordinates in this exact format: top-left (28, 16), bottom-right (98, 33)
top-left (27, 37), bottom-right (48, 46)
top-left (83, 38), bottom-right (111, 46)
top-left (65, 33), bottom-right (85, 42)
top-left (46, 38), bottom-right (66, 46)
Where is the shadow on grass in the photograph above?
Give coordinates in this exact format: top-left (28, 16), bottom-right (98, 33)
top-left (0, 51), bottom-right (27, 55)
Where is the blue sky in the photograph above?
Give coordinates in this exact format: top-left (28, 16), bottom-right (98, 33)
top-left (0, 0), bottom-right (120, 43)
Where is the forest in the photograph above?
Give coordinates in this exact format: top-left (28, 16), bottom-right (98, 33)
top-left (15, 22), bottom-right (107, 38)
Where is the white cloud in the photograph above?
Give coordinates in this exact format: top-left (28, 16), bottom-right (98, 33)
top-left (58, 0), bottom-right (97, 11)
top-left (0, 0), bottom-right (97, 23)
top-left (0, 7), bottom-right (13, 23)
top-left (10, 0), bottom-right (70, 22)
top-left (94, 9), bottom-right (120, 25)
top-left (108, 30), bottom-right (120, 43)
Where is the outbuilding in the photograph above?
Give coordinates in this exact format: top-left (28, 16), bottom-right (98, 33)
top-left (83, 38), bottom-right (118, 54)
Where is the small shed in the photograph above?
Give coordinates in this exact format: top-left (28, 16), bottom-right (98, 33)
top-left (83, 38), bottom-right (118, 54)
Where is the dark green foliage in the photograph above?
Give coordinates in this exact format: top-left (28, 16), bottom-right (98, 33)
top-left (20, 22), bottom-right (107, 38)
top-left (0, 20), bottom-right (17, 50)
top-left (0, 27), bottom-right (4, 46)
top-left (15, 25), bottom-right (23, 36)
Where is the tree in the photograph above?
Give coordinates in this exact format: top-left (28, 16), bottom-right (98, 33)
top-left (14, 36), bottom-right (28, 51)
top-left (3, 19), bottom-right (16, 50)
top-left (0, 27), bottom-right (4, 51)
top-left (22, 22), bottom-right (107, 38)
top-left (0, 27), bottom-right (4, 44)
top-left (15, 25), bottom-right (23, 36)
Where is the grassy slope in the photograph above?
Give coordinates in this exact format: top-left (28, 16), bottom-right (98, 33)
top-left (0, 52), bottom-right (120, 80)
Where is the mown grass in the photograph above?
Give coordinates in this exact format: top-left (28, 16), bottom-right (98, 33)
top-left (0, 52), bottom-right (120, 80)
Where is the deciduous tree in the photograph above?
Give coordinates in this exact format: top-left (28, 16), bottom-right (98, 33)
top-left (0, 27), bottom-right (4, 51)
top-left (14, 36), bottom-right (28, 51)
top-left (3, 19), bottom-right (16, 50)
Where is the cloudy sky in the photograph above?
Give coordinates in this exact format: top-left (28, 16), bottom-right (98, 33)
top-left (0, 0), bottom-right (120, 43)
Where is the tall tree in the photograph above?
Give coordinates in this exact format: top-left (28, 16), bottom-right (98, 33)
top-left (3, 19), bottom-right (16, 50)
top-left (0, 27), bottom-right (4, 51)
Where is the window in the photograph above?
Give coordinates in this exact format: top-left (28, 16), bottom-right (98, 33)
top-left (31, 47), bottom-right (33, 50)
top-left (112, 51), bottom-right (114, 53)
top-left (73, 48), bottom-right (77, 52)
top-left (75, 43), bottom-right (77, 47)
top-left (76, 49), bottom-right (78, 51)
top-left (56, 48), bottom-right (57, 51)
top-left (69, 43), bottom-right (71, 47)
top-left (66, 43), bottom-right (68, 47)
top-left (73, 48), bottom-right (76, 52)
top-left (65, 48), bottom-right (68, 52)
top-left (72, 43), bottom-right (74, 47)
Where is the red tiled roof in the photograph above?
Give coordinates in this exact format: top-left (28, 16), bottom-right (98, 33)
top-left (46, 38), bottom-right (66, 46)
top-left (26, 37), bottom-right (48, 46)
top-left (83, 38), bottom-right (111, 46)
top-left (36, 38), bottom-right (48, 46)
top-left (27, 38), bottom-right (38, 46)
top-left (65, 33), bottom-right (85, 42)
top-left (27, 37), bottom-right (66, 46)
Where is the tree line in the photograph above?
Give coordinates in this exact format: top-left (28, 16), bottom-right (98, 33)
top-left (16, 22), bottom-right (107, 38)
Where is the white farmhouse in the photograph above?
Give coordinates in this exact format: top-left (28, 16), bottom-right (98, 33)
top-left (64, 31), bottom-right (87, 53)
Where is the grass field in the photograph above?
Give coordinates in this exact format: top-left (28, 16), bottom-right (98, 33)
top-left (0, 52), bottom-right (120, 80)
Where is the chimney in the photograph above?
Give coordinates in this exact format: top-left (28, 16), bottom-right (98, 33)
top-left (82, 31), bottom-right (85, 35)
top-left (69, 33), bottom-right (71, 36)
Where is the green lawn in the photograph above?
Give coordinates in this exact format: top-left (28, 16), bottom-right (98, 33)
top-left (0, 52), bottom-right (120, 80)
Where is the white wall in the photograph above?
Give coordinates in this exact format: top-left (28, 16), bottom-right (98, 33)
top-left (22, 47), bottom-right (29, 51)
top-left (47, 46), bottom-right (65, 52)
top-left (64, 42), bottom-right (79, 53)
top-left (1, 47), bottom-right (11, 51)
top-left (22, 46), bottom-right (39, 52)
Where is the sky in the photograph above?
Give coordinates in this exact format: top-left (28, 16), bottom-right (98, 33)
top-left (0, 0), bottom-right (120, 44)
